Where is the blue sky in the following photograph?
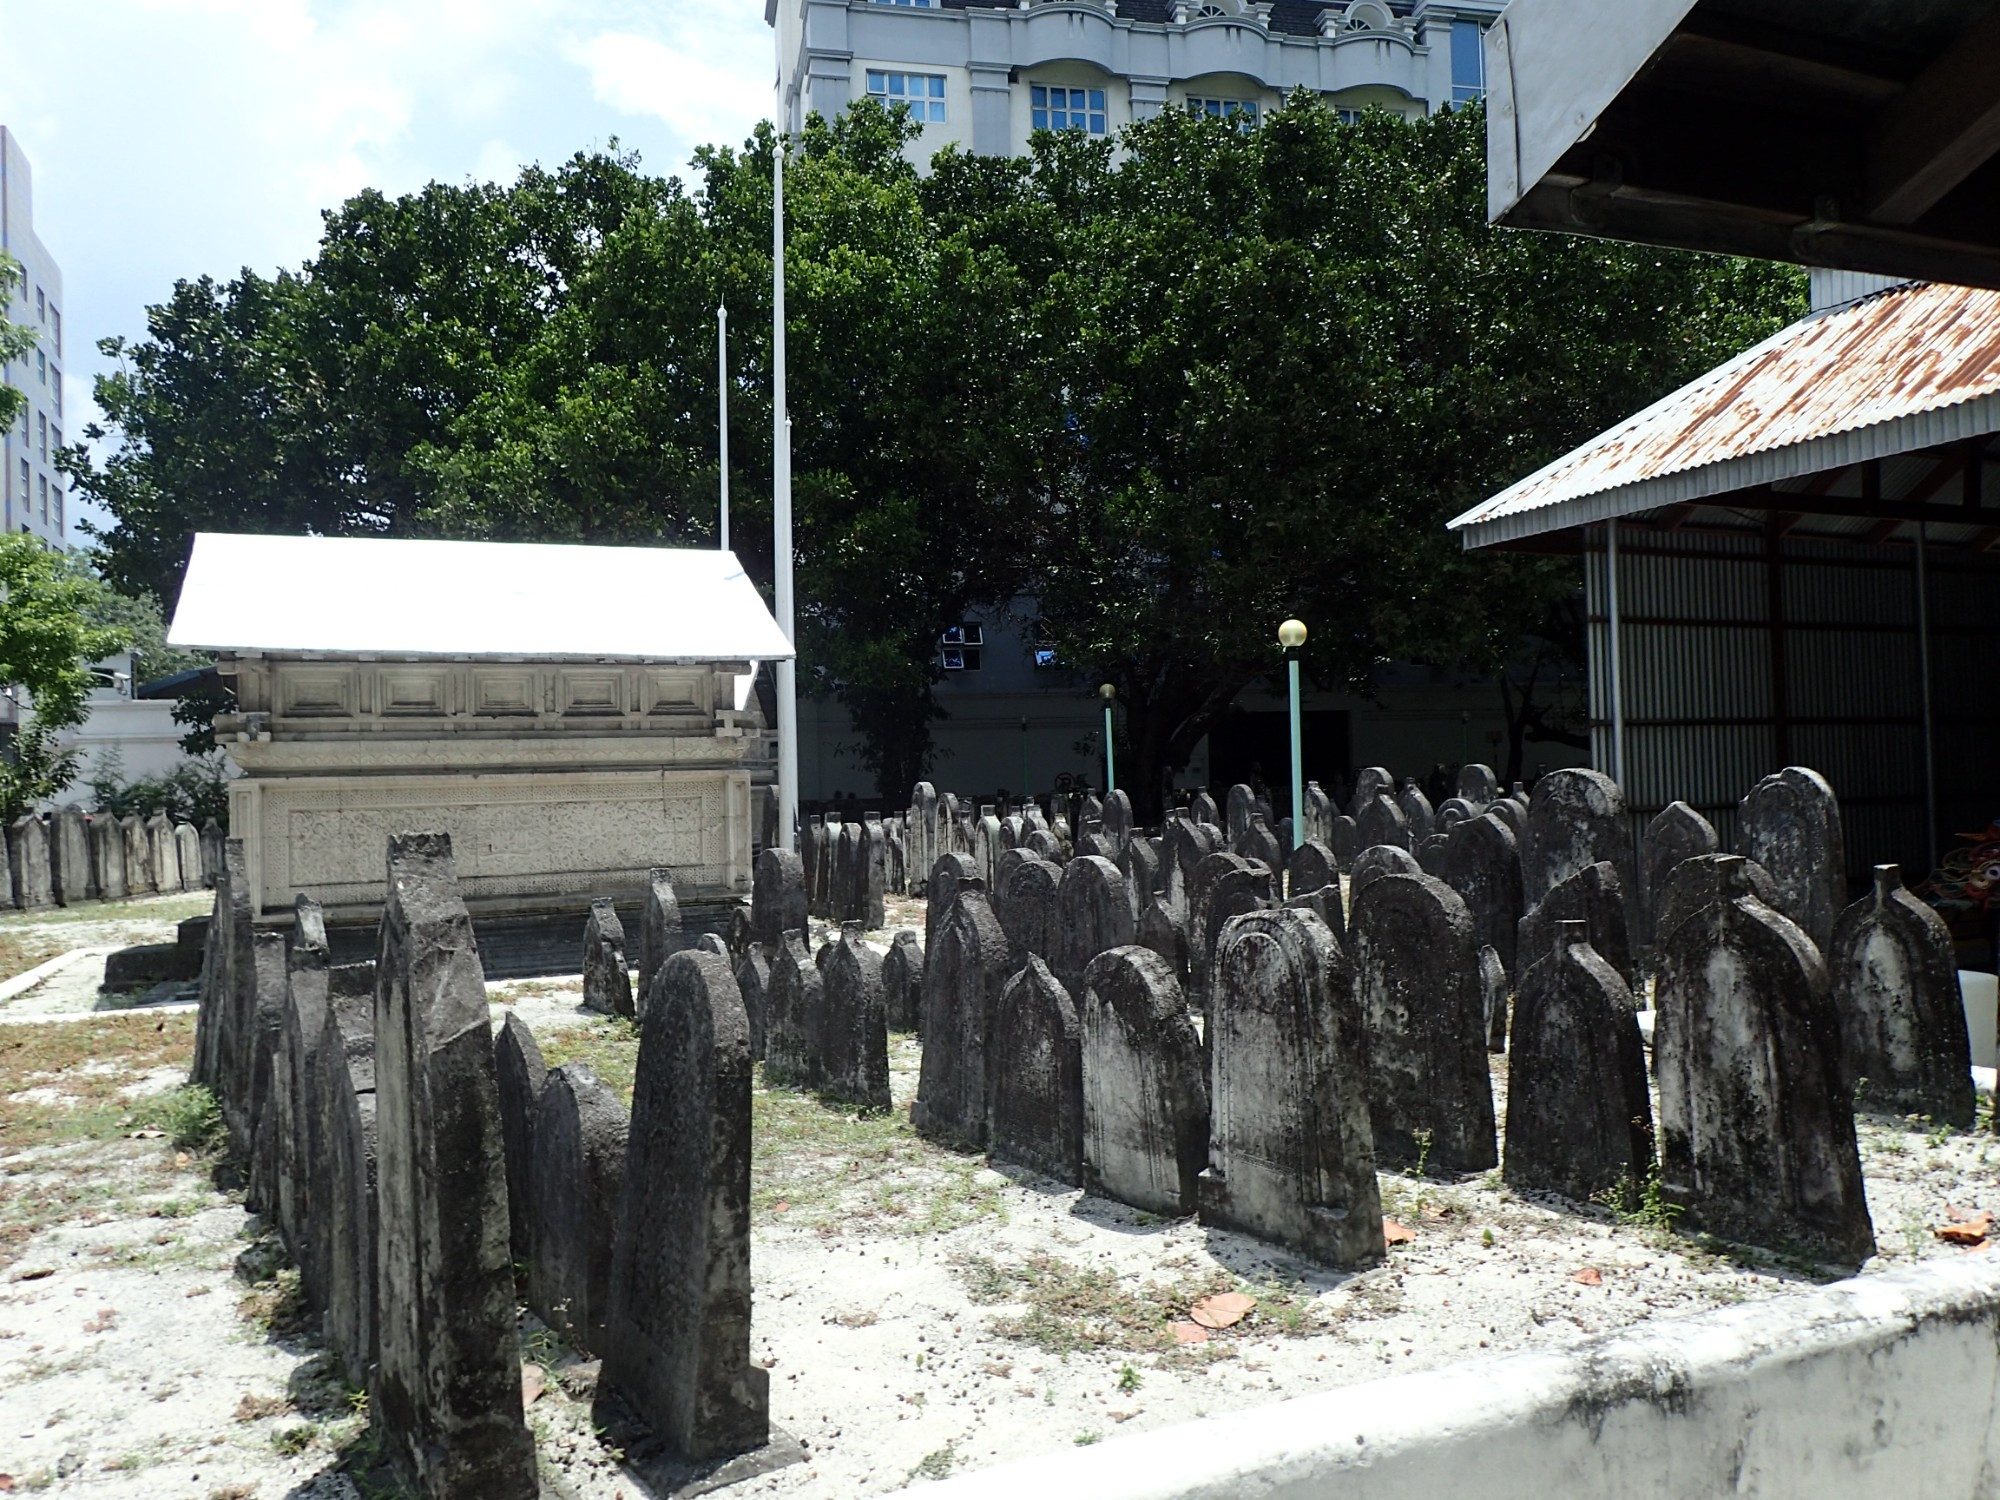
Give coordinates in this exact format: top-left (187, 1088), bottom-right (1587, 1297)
top-left (0, 0), bottom-right (774, 541)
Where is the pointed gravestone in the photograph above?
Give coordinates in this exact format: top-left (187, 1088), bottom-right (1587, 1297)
top-left (1640, 801), bottom-right (1718, 951)
top-left (1441, 811), bottom-right (1523, 974)
top-left (1478, 943), bottom-right (1508, 1053)
top-left (1053, 855), bottom-right (1136, 1000)
top-left (276, 896), bottom-right (332, 1297)
top-left (599, 951), bottom-right (769, 1462)
top-left (1654, 855), bottom-right (1873, 1267)
top-left (881, 929), bottom-right (925, 1033)
top-left (1349, 843), bottom-right (1421, 902)
top-left (121, 813), bottom-right (153, 895)
top-left (7, 815), bottom-right (53, 910)
top-left (582, 897), bottom-right (635, 1018)
top-left (1202, 907), bottom-right (1382, 1268)
top-left (1355, 793), bottom-right (1410, 853)
top-left (1519, 768), bottom-right (1630, 912)
top-left (925, 851), bottom-right (981, 953)
top-left (913, 886), bottom-right (1008, 1149)
top-left (1349, 872), bottom-right (1496, 1175)
top-left (243, 930), bottom-right (291, 1198)
top-left (146, 810), bottom-right (178, 894)
top-left (1457, 763), bottom-right (1499, 808)
top-left (733, 947), bottom-right (772, 1061)
top-left (996, 853), bottom-right (1062, 973)
top-left (93, 814), bottom-right (128, 902)
top-left (1516, 860), bottom-right (1637, 997)
top-left (1738, 765), bottom-right (1846, 955)
top-left (859, 813), bottom-right (888, 929)
top-left (494, 1010), bottom-right (548, 1268)
top-left (1830, 866), bottom-right (1976, 1126)
top-left (1504, 921), bottom-right (1653, 1203)
top-left (988, 955), bottom-right (1085, 1184)
top-left (1398, 782), bottom-right (1436, 844)
top-left (801, 816), bottom-right (823, 917)
top-left (832, 820), bottom-right (858, 923)
top-left (51, 806), bottom-right (90, 904)
top-left (763, 932), bottom-right (824, 1089)
top-left (1080, 946), bottom-right (1209, 1216)
top-left (637, 868), bottom-right (683, 1004)
top-left (318, 990), bottom-right (378, 1389)
top-left (820, 923), bottom-right (890, 1110)
top-left (529, 1063), bottom-right (629, 1356)
top-left (371, 833), bottom-right (537, 1499)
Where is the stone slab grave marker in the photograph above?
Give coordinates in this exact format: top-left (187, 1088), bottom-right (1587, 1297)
top-left (637, 868), bottom-right (683, 1002)
top-left (908, 782), bottom-right (938, 894)
top-left (1738, 765), bottom-right (1846, 954)
top-left (530, 1062), bottom-right (629, 1356)
top-left (495, 1010), bottom-right (548, 1268)
top-left (1329, 814), bottom-right (1359, 870)
top-left (1503, 920), bottom-right (1653, 1203)
top-left (1053, 854), bottom-right (1136, 1000)
top-left (1399, 781), bottom-right (1436, 844)
top-left (1189, 789), bottom-right (1220, 828)
top-left (1478, 943), bottom-right (1508, 1053)
top-left (121, 813), bottom-right (154, 895)
top-left (801, 816), bottom-right (823, 917)
top-left (1101, 789), bottom-right (1134, 860)
top-left (193, 838), bottom-right (253, 1108)
top-left (1350, 872), bottom-right (1497, 1174)
top-left (859, 812), bottom-right (888, 928)
top-left (1441, 812), bottom-right (1523, 974)
top-left (200, 817), bottom-right (224, 888)
top-left (881, 929), bottom-right (924, 1033)
top-left (820, 922), bottom-right (890, 1110)
top-left (1435, 797), bottom-right (1478, 834)
top-left (988, 955), bottom-right (1085, 1184)
top-left (1164, 816), bottom-right (1224, 924)
top-left (913, 883), bottom-right (1007, 1148)
top-left (763, 932), bottom-right (824, 1089)
top-left (92, 814), bottom-right (127, 902)
top-left (752, 847), bottom-right (807, 950)
top-left (733, 947), bottom-right (772, 1060)
top-left (1080, 946), bottom-right (1209, 1216)
top-left (7, 815), bottom-right (53, 910)
top-left (1225, 784), bottom-right (1256, 847)
top-left (996, 853), bottom-right (1061, 973)
top-left (1349, 843), bottom-right (1421, 902)
top-left (1201, 906), bottom-right (1383, 1268)
top-left (926, 851), bottom-right (981, 953)
top-left (598, 950), bottom-right (791, 1476)
top-left (1487, 795), bottom-right (1526, 839)
top-left (275, 896), bottom-right (332, 1299)
top-left (1519, 768), bottom-right (1630, 913)
top-left (975, 805), bottom-right (1004, 891)
top-left (1237, 812), bottom-right (1283, 873)
top-left (833, 820), bottom-right (858, 924)
top-left (1348, 767), bottom-right (1392, 820)
top-left (52, 806), bottom-right (90, 903)
top-left (1641, 801), bottom-right (1718, 951)
top-left (1189, 851), bottom-right (1274, 1011)
top-left (146, 809), bottom-right (178, 894)
top-left (317, 987), bottom-right (378, 1389)
top-left (582, 897), bottom-right (635, 1018)
top-left (371, 832), bottom-right (537, 1499)
top-left (1516, 860), bottom-right (1637, 997)
top-left (1654, 854), bottom-right (1873, 1268)
top-left (243, 930), bottom-right (290, 1202)
top-left (174, 822), bottom-right (201, 891)
top-left (1303, 781), bottom-right (1334, 846)
top-left (1284, 840), bottom-right (1343, 940)
top-left (1121, 836), bottom-right (1162, 922)
top-left (1457, 763), bottom-right (1499, 808)
top-left (1356, 793), bottom-right (1411, 853)
top-left (1830, 865), bottom-right (1976, 1126)
top-left (1137, 895), bottom-right (1190, 984)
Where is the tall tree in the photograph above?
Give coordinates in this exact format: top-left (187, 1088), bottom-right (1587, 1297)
top-left (0, 253), bottom-right (36, 434)
top-left (0, 535), bottom-right (128, 820)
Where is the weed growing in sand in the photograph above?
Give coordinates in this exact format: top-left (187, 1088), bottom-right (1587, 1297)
top-left (141, 1083), bottom-right (226, 1155)
top-left (1116, 1362), bottom-right (1142, 1393)
top-left (1593, 1155), bottom-right (1684, 1238)
top-left (538, 1017), bottom-right (641, 1105)
top-left (1074, 1430), bottom-right (1101, 1446)
top-left (908, 1443), bottom-right (957, 1481)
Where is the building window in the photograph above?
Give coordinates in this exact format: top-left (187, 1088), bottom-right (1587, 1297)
top-left (939, 623), bottom-right (984, 672)
top-left (16, 459), bottom-right (25, 501)
top-left (35, 287), bottom-right (45, 322)
top-left (36, 350), bottom-right (46, 384)
top-left (1450, 22), bottom-right (1486, 106)
top-left (49, 307), bottom-right (59, 357)
top-left (1032, 85), bottom-right (1108, 135)
top-left (873, 0), bottom-right (937, 6)
top-left (50, 373), bottom-right (60, 416)
top-left (1187, 97), bottom-right (1259, 128)
top-left (38, 473), bottom-right (47, 521)
top-left (866, 70), bottom-right (946, 123)
top-left (51, 425), bottom-right (60, 452)
top-left (52, 486), bottom-right (61, 531)
top-left (37, 412), bottom-right (46, 459)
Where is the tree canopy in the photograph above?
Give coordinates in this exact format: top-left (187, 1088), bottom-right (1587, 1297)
top-left (0, 253), bottom-right (36, 436)
top-left (0, 534), bottom-right (128, 819)
top-left (68, 99), bottom-right (1804, 808)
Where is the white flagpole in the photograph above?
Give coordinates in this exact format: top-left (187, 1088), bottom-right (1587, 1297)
top-left (717, 301), bottom-right (729, 551)
top-left (773, 87), bottom-right (799, 854)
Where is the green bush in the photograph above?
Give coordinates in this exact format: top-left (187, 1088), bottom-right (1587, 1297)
top-left (90, 755), bottom-right (231, 831)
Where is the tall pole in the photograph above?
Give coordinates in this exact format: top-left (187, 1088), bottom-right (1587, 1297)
top-left (773, 101), bottom-right (799, 853)
top-left (717, 302), bottom-right (729, 552)
top-left (1606, 518), bottom-right (1626, 790)
top-left (1287, 655), bottom-right (1304, 853)
top-left (1914, 522), bottom-right (1938, 876)
top-left (1098, 685), bottom-right (1117, 793)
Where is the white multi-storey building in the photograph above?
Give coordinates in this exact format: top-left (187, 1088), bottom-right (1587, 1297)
top-left (1, 127), bottom-right (66, 545)
top-left (769, 0), bottom-right (1500, 159)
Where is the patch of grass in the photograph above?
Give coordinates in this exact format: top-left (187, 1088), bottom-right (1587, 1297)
top-left (1074, 1430), bottom-right (1101, 1446)
top-left (238, 1265), bottom-right (314, 1340)
top-left (272, 1422), bottom-right (317, 1456)
top-left (134, 1082), bottom-right (226, 1155)
top-left (538, 1016), bottom-right (641, 1105)
top-left (907, 1443), bottom-right (958, 1482)
top-left (0, 891), bottom-right (211, 929)
top-left (0, 930), bottom-right (67, 983)
top-left (0, 1011), bottom-right (198, 1150)
top-left (1591, 1156), bottom-right (1685, 1238)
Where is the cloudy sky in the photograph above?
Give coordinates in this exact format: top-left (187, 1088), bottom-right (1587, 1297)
top-left (0, 0), bottom-right (774, 540)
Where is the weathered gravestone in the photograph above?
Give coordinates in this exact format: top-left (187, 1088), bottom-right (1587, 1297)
top-left (1303, 782), bottom-right (1334, 846)
top-left (752, 847), bottom-right (806, 951)
top-left (1225, 784), bottom-right (1256, 847)
top-left (820, 923), bottom-right (890, 1110)
top-left (1503, 920), bottom-right (1653, 1203)
top-left (801, 816), bottom-right (824, 917)
top-left (1283, 841), bottom-right (1344, 942)
top-left (146, 810), bottom-right (178, 894)
top-left (1101, 789), bottom-right (1134, 861)
top-left (1478, 944), bottom-right (1508, 1053)
top-left (120, 814), bottom-right (153, 895)
top-left (858, 813), bottom-right (888, 929)
top-left (763, 932), bottom-right (824, 1089)
top-left (926, 851), bottom-right (981, 953)
top-left (1415, 833), bottom-right (1452, 880)
top-left (1121, 837), bottom-right (1161, 923)
top-left (988, 955), bottom-right (1085, 1184)
top-left (582, 898), bottom-right (635, 1018)
top-left (908, 782), bottom-right (938, 893)
top-left (1349, 843), bottom-right (1421, 902)
top-left (1738, 765), bottom-right (1846, 954)
top-left (1441, 812), bottom-right (1523, 975)
top-left (92, 814), bottom-right (127, 902)
top-left (996, 853), bottom-right (1062, 973)
top-left (1519, 768), bottom-right (1630, 910)
top-left (1654, 855), bottom-right (1873, 1267)
top-left (637, 868), bottom-right (683, 1003)
top-left (832, 820), bottom-right (858, 924)
top-left (733, 947), bottom-right (772, 1060)
top-left (1329, 814), bottom-right (1359, 870)
top-left (1829, 865), bottom-right (1975, 1126)
top-left (8, 815), bottom-right (53, 910)
top-left (530, 1063), bottom-right (629, 1356)
top-left (599, 951), bottom-right (770, 1462)
top-left (200, 817), bottom-right (224, 888)
top-left (1189, 852), bottom-right (1274, 1010)
top-left (1488, 795), bottom-right (1526, 839)
top-left (913, 885), bottom-right (1007, 1149)
top-left (1349, 872), bottom-right (1496, 1174)
top-left (1189, 790), bottom-right (1220, 828)
top-left (193, 839), bottom-right (253, 1105)
top-left (1237, 812), bottom-right (1283, 873)
top-left (1457, 763), bottom-right (1499, 807)
top-left (1080, 946), bottom-right (1209, 1216)
top-left (494, 1011), bottom-right (548, 1267)
top-left (1399, 782), bottom-right (1436, 844)
top-left (52, 806), bottom-right (90, 904)
top-left (317, 990), bottom-right (378, 1389)
top-left (371, 833), bottom-right (537, 1499)
top-left (1026, 828), bottom-right (1063, 862)
top-left (1516, 860), bottom-right (1637, 996)
top-left (173, 822), bottom-right (200, 890)
top-left (1163, 816), bottom-right (1224, 924)
top-left (1053, 855), bottom-right (1135, 999)
top-left (1356, 794), bottom-right (1410, 853)
top-left (975, 806), bottom-right (1004, 890)
top-left (881, 930), bottom-right (924, 1033)
top-left (1348, 768), bottom-right (1393, 819)
top-left (1435, 797), bottom-right (1478, 834)
top-left (1137, 896), bottom-right (1189, 985)
top-left (275, 897), bottom-right (332, 1297)
top-left (1640, 800), bottom-right (1719, 951)
top-left (243, 931), bottom-right (290, 1203)
top-left (692, 933), bottom-right (731, 959)
top-left (1201, 907), bottom-right (1383, 1268)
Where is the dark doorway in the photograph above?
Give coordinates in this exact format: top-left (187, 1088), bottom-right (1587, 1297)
top-left (1204, 710), bottom-right (1351, 820)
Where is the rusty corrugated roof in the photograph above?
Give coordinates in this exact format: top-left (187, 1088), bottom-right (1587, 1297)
top-left (1450, 280), bottom-right (2000, 548)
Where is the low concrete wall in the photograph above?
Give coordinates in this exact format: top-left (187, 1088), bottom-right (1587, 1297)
top-left (893, 1255), bottom-right (2000, 1500)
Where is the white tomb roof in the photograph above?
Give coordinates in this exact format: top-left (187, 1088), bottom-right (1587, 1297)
top-left (168, 533), bottom-right (795, 663)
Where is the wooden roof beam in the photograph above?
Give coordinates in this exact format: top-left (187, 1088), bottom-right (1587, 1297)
top-left (1863, 518), bottom-right (1904, 545)
top-left (1866, 7), bottom-right (2000, 224)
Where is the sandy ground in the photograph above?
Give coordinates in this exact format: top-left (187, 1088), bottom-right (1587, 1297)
top-left (0, 895), bottom-right (1994, 1498)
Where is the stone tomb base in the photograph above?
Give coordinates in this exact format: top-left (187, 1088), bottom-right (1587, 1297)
top-left (305, 898), bottom-right (747, 981)
top-left (591, 1388), bottom-right (806, 1497)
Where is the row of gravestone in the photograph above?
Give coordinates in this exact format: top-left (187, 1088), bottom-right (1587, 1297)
top-left (6, 808), bottom-right (221, 910)
top-left (191, 832), bottom-right (772, 1500)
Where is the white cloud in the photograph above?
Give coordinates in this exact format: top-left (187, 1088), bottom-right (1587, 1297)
top-left (570, 9), bottom-right (771, 151)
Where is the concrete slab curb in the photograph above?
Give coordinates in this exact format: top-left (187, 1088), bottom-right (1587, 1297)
top-left (0, 946), bottom-right (104, 1006)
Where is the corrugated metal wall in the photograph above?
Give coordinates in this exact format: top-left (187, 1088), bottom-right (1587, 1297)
top-left (1585, 526), bottom-right (2000, 890)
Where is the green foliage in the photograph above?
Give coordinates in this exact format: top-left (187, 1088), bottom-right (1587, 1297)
top-left (139, 1083), bottom-right (226, 1155)
top-left (0, 253), bottom-right (36, 434)
top-left (88, 753), bottom-right (231, 829)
